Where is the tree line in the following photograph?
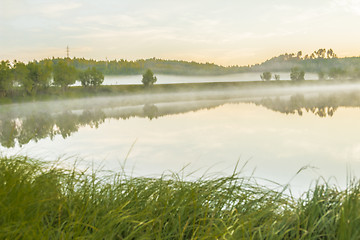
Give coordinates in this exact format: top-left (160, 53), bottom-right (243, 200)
top-left (2, 48), bottom-right (360, 97)
top-left (52, 57), bottom-right (247, 76)
top-left (260, 67), bottom-right (305, 81)
top-left (40, 49), bottom-right (360, 80)
top-left (0, 59), bottom-right (104, 97)
top-left (253, 48), bottom-right (360, 80)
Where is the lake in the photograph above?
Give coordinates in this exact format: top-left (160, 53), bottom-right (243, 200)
top-left (72, 72), bottom-right (319, 86)
top-left (1, 82), bottom-right (360, 195)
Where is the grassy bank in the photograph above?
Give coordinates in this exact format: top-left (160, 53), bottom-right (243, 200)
top-left (1, 79), bottom-right (357, 105)
top-left (1, 156), bottom-right (360, 239)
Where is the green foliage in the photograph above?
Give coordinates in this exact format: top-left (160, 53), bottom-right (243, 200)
top-left (0, 61), bottom-right (13, 96)
top-left (328, 67), bottom-right (346, 80)
top-left (253, 48), bottom-right (341, 74)
top-left (274, 74), bottom-right (280, 81)
top-left (13, 62), bottom-right (30, 95)
top-left (317, 71), bottom-right (326, 80)
top-left (3, 91), bottom-right (360, 147)
top-left (1, 156), bottom-right (360, 239)
top-left (2, 49), bottom-right (360, 101)
top-left (290, 67), bottom-right (305, 81)
top-left (79, 67), bottom-right (104, 87)
top-left (260, 72), bottom-right (272, 81)
top-left (26, 61), bottom-right (53, 94)
top-left (49, 57), bottom-right (248, 76)
top-left (142, 69), bottom-right (157, 87)
top-left (53, 60), bottom-right (77, 89)
top-left (79, 69), bottom-right (91, 87)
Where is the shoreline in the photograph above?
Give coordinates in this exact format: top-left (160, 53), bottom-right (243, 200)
top-left (1, 79), bottom-right (359, 105)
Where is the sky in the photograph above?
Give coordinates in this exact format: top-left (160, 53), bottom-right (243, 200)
top-left (1, 0), bottom-right (360, 66)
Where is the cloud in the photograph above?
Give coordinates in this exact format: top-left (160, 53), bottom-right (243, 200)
top-left (38, 2), bottom-right (82, 17)
top-left (333, 0), bottom-right (360, 15)
top-left (76, 14), bottom-right (148, 28)
top-left (0, 1), bottom-right (82, 19)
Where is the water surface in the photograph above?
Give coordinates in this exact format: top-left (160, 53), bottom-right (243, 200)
top-left (1, 86), bottom-right (360, 195)
top-left (73, 72), bottom-right (319, 86)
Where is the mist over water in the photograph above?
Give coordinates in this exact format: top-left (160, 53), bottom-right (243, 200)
top-left (71, 72), bottom-right (320, 86)
top-left (1, 83), bottom-right (360, 194)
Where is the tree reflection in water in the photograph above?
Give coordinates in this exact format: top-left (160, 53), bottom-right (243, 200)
top-left (257, 94), bottom-right (339, 117)
top-left (0, 110), bottom-right (105, 148)
top-left (1, 90), bottom-right (360, 148)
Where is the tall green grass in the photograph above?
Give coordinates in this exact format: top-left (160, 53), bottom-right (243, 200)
top-left (1, 156), bottom-right (360, 239)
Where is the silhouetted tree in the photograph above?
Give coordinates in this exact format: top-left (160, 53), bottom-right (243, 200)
top-left (290, 67), bottom-right (305, 81)
top-left (315, 49), bottom-right (326, 58)
top-left (326, 49), bottom-right (337, 58)
top-left (142, 69), bottom-right (157, 87)
top-left (260, 72), bottom-right (272, 81)
top-left (297, 51), bottom-right (302, 59)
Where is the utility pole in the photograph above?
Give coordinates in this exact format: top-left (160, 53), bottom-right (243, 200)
top-left (66, 45), bottom-right (70, 58)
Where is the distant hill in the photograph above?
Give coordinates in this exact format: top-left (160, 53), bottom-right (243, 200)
top-left (252, 56), bottom-right (360, 73)
top-left (251, 49), bottom-right (360, 79)
top-left (37, 48), bottom-right (360, 77)
top-left (46, 57), bottom-right (248, 76)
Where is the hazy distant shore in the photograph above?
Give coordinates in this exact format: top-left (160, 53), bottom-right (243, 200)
top-left (1, 79), bottom-right (360, 105)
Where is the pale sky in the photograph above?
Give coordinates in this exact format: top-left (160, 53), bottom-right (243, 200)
top-left (1, 0), bottom-right (360, 66)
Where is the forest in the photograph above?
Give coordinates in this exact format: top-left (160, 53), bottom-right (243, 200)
top-left (253, 48), bottom-right (360, 80)
top-left (2, 48), bottom-right (360, 98)
top-left (40, 49), bottom-right (360, 79)
top-left (0, 59), bottom-right (104, 97)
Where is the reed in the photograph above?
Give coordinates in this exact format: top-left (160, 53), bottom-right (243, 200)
top-left (1, 155), bottom-right (359, 239)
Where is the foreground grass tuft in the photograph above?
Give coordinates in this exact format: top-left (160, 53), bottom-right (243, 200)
top-left (1, 156), bottom-right (360, 239)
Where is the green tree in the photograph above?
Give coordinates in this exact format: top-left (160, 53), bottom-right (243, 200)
top-left (326, 49), bottom-right (335, 58)
top-left (142, 69), bottom-right (157, 87)
top-left (351, 67), bottom-right (360, 79)
top-left (13, 62), bottom-right (31, 95)
top-left (53, 60), bottom-right (77, 90)
top-left (79, 67), bottom-right (104, 87)
top-left (89, 67), bottom-right (104, 87)
top-left (290, 67), bottom-right (305, 81)
top-left (26, 61), bottom-right (52, 94)
top-left (318, 71), bottom-right (326, 80)
top-left (0, 61), bottom-right (14, 96)
top-left (274, 74), bottom-right (280, 81)
top-left (297, 51), bottom-right (302, 59)
top-left (315, 48), bottom-right (326, 58)
top-left (260, 72), bottom-right (272, 81)
top-left (328, 67), bottom-right (345, 80)
top-left (79, 68), bottom-right (91, 87)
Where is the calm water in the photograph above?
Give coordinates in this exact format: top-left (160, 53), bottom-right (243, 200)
top-left (72, 72), bottom-right (319, 86)
top-left (1, 85), bottom-right (360, 194)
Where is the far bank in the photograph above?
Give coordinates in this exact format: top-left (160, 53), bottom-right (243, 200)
top-left (1, 78), bottom-right (359, 105)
